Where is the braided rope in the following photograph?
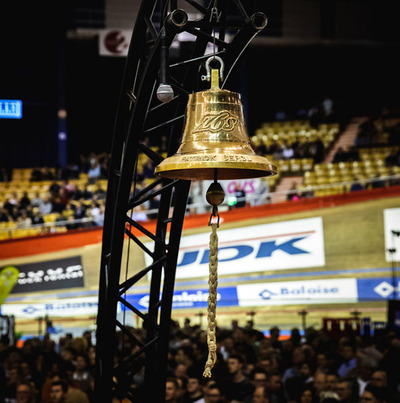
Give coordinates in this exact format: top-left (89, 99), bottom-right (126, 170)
top-left (203, 222), bottom-right (219, 378)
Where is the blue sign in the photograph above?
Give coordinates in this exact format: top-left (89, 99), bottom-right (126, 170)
top-left (0, 99), bottom-right (23, 119)
top-left (122, 286), bottom-right (239, 310)
top-left (357, 278), bottom-right (399, 300)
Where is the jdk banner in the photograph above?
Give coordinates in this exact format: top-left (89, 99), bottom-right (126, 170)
top-left (145, 217), bottom-right (325, 279)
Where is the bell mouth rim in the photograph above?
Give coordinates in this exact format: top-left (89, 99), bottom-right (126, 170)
top-left (155, 165), bottom-right (278, 180)
top-left (154, 154), bottom-right (278, 180)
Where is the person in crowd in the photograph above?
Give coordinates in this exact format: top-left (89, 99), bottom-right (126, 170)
top-left (165, 377), bottom-right (182, 403)
top-left (188, 181), bottom-right (207, 214)
top-left (337, 343), bottom-right (358, 379)
top-left (51, 195), bottom-right (66, 215)
top-left (314, 352), bottom-right (329, 374)
top-left (71, 354), bottom-right (93, 399)
top-left (4, 364), bottom-right (21, 401)
top-left (369, 370), bottom-right (388, 391)
top-left (371, 174), bottom-right (386, 189)
top-left (141, 158), bottom-right (155, 180)
top-left (15, 381), bottom-right (37, 403)
top-left (281, 140), bottom-right (295, 160)
top-left (308, 137), bottom-right (325, 163)
top-left (325, 372), bottom-right (339, 393)
top-left (348, 354), bottom-right (377, 397)
top-left (266, 371), bottom-right (285, 403)
top-left (38, 196), bottom-right (52, 216)
top-left (19, 191), bottom-right (31, 211)
top-left (41, 168), bottom-right (54, 181)
top-left (250, 177), bottom-right (270, 206)
top-left (61, 180), bottom-right (75, 200)
top-left (250, 368), bottom-right (268, 392)
top-left (87, 199), bottom-right (101, 226)
top-left (287, 182), bottom-right (301, 201)
top-left (384, 149), bottom-right (399, 167)
top-left (282, 346), bottom-right (307, 401)
top-left (275, 107), bottom-right (287, 122)
top-left (49, 380), bottom-right (68, 403)
top-left (17, 211), bottom-right (32, 228)
top-left (31, 192), bottom-right (43, 209)
top-left (308, 104), bottom-right (321, 128)
top-left (312, 371), bottom-right (327, 401)
top-left (233, 183), bottom-right (246, 208)
top-left (360, 384), bottom-right (387, 403)
top-left (322, 96), bottom-right (334, 120)
top-left (81, 184), bottom-right (93, 200)
top-left (268, 327), bottom-right (282, 352)
top-left (299, 362), bottom-right (314, 386)
top-left (299, 384), bottom-right (315, 403)
top-left (224, 353), bottom-right (254, 402)
top-left (73, 200), bottom-right (88, 221)
top-left (252, 385), bottom-right (269, 403)
top-left (93, 183), bottom-right (106, 200)
top-left (335, 377), bottom-right (358, 403)
top-left (267, 139), bottom-right (282, 158)
top-left (48, 181), bottom-right (61, 198)
top-left (0, 205), bottom-right (11, 222)
top-left (87, 157), bottom-right (101, 184)
top-left (61, 201), bottom-right (76, 221)
top-left (181, 374), bottom-right (205, 403)
top-left (204, 382), bottom-right (225, 403)
top-left (30, 167), bottom-right (43, 182)
top-left (349, 178), bottom-right (364, 192)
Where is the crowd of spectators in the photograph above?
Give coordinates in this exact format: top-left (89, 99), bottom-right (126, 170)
top-left (0, 153), bottom-right (111, 231)
top-left (1, 110), bottom-right (400, 232)
top-left (0, 181), bottom-right (106, 231)
top-left (355, 115), bottom-right (400, 150)
top-left (1, 319), bottom-right (400, 403)
top-left (254, 136), bottom-right (326, 165)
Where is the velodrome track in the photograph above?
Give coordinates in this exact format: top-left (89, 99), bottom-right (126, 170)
top-left (1, 186), bottom-right (400, 337)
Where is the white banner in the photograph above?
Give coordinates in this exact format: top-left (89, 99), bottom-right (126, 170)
top-left (236, 278), bottom-right (358, 306)
top-left (384, 208), bottom-right (400, 262)
top-left (145, 217), bottom-right (325, 279)
top-left (1, 297), bottom-right (99, 318)
top-left (99, 29), bottom-right (131, 56)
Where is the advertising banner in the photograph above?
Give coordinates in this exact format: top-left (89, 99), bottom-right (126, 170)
top-left (160, 217), bottom-right (325, 279)
top-left (201, 178), bottom-right (270, 206)
top-left (357, 277), bottom-right (400, 300)
top-left (384, 208), bottom-right (400, 262)
top-left (1, 296), bottom-right (98, 318)
top-left (10, 256), bottom-right (84, 294)
top-left (99, 29), bottom-right (131, 56)
top-left (122, 287), bottom-right (238, 310)
top-left (0, 99), bottom-right (22, 119)
top-left (236, 278), bottom-right (358, 306)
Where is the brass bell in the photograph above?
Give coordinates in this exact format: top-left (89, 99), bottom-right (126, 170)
top-left (154, 57), bottom-right (277, 181)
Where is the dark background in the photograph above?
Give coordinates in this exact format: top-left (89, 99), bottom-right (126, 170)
top-left (1, 1), bottom-right (399, 169)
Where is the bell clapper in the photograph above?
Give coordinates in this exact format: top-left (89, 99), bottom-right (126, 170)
top-left (203, 170), bottom-right (225, 378)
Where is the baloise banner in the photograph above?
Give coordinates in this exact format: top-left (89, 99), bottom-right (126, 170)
top-left (10, 256), bottom-right (84, 294)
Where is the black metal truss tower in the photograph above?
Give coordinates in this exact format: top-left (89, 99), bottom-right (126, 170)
top-left (94, 1), bottom-right (268, 401)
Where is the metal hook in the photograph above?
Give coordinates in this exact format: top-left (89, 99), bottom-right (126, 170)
top-left (208, 206), bottom-right (220, 227)
top-left (201, 55), bottom-right (224, 82)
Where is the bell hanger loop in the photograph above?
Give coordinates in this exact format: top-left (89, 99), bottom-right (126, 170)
top-left (201, 55), bottom-right (224, 87)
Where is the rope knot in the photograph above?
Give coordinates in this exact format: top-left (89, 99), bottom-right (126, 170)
top-left (208, 341), bottom-right (217, 352)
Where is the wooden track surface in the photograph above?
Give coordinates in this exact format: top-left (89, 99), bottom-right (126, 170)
top-left (1, 188), bottom-right (399, 336)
